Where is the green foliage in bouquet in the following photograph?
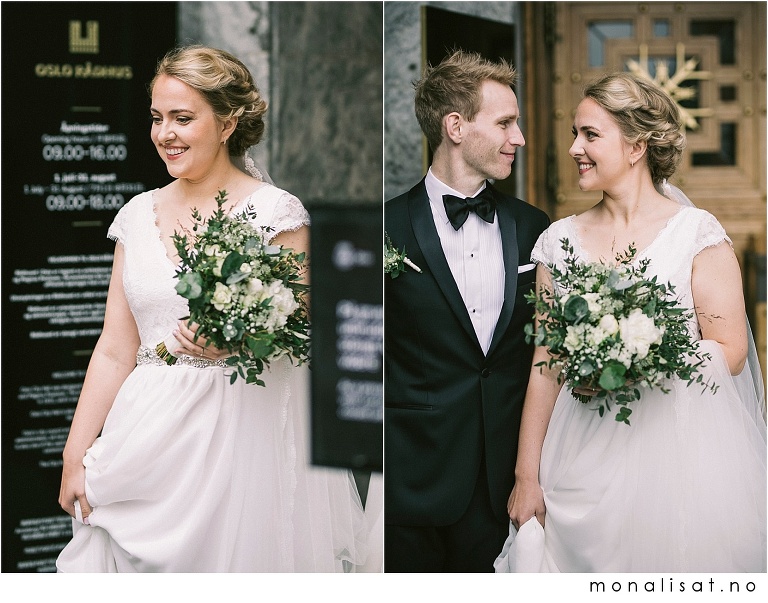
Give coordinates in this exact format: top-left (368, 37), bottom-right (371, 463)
top-left (525, 238), bottom-right (717, 425)
top-left (172, 190), bottom-right (309, 386)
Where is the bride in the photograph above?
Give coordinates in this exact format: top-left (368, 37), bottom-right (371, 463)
top-left (56, 45), bottom-right (372, 572)
top-left (497, 72), bottom-right (766, 572)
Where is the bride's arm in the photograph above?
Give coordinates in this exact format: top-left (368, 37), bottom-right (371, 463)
top-left (273, 224), bottom-right (310, 310)
top-left (271, 224), bottom-right (310, 285)
top-left (507, 264), bottom-right (563, 529)
top-left (691, 241), bottom-right (748, 375)
top-left (59, 243), bottom-right (140, 519)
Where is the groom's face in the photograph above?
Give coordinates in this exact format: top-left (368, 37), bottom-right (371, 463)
top-left (459, 80), bottom-right (525, 182)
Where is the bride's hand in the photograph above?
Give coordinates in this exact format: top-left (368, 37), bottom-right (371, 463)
top-left (507, 478), bottom-right (546, 530)
top-left (173, 320), bottom-right (230, 361)
top-left (59, 459), bottom-right (93, 524)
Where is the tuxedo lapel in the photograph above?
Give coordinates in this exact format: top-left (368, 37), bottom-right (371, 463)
top-left (487, 196), bottom-right (519, 356)
top-left (408, 183), bottom-right (481, 350)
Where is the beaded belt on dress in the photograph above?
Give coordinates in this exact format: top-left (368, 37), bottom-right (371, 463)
top-left (136, 345), bottom-right (228, 369)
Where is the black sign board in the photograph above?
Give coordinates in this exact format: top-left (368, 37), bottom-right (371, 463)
top-left (309, 206), bottom-right (383, 473)
top-left (1, 1), bottom-right (177, 572)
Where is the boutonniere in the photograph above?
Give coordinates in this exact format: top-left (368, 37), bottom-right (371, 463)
top-left (385, 233), bottom-right (422, 278)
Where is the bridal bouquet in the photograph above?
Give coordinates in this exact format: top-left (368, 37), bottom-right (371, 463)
top-left (525, 238), bottom-right (716, 424)
top-left (157, 190), bottom-right (310, 386)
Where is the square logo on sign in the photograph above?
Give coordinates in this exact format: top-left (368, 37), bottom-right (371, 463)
top-left (69, 20), bottom-right (99, 54)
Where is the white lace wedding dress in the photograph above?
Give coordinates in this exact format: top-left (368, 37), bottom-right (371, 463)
top-left (56, 183), bottom-right (368, 572)
top-left (495, 206), bottom-right (767, 573)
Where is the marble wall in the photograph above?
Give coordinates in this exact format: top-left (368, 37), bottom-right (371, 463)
top-left (384, 2), bottom-right (519, 200)
top-left (272, 2), bottom-right (383, 206)
top-left (178, 1), bottom-right (383, 207)
top-left (178, 1), bottom-right (273, 179)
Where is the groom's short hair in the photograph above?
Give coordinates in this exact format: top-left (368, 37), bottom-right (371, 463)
top-left (414, 49), bottom-right (517, 152)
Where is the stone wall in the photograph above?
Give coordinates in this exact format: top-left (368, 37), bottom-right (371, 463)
top-left (178, 1), bottom-right (383, 207)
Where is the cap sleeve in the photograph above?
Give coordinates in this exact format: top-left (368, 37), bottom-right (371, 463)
top-left (691, 210), bottom-right (732, 257)
top-left (106, 190), bottom-right (154, 245)
top-left (107, 200), bottom-right (130, 243)
top-left (531, 220), bottom-right (567, 267)
top-left (268, 191), bottom-right (310, 240)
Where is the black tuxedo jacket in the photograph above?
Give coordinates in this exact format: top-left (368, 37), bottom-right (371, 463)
top-left (385, 179), bottom-right (550, 526)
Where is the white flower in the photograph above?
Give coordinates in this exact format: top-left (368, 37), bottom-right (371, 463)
top-left (212, 281), bottom-right (233, 311)
top-left (619, 308), bottom-right (663, 360)
top-left (205, 244), bottom-right (221, 257)
top-left (582, 292), bottom-right (603, 315)
top-left (587, 325), bottom-right (608, 346)
top-left (564, 324), bottom-right (586, 353)
top-left (242, 294), bottom-right (256, 308)
top-left (239, 262), bottom-right (252, 274)
top-left (268, 282), bottom-right (298, 313)
top-left (275, 287), bottom-right (299, 316)
top-left (599, 314), bottom-right (619, 335)
top-left (584, 277), bottom-right (599, 291)
top-left (213, 257), bottom-right (225, 277)
top-left (608, 345), bottom-right (633, 368)
top-left (247, 277), bottom-right (264, 296)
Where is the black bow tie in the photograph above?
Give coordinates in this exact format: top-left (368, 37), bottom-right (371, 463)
top-left (442, 189), bottom-right (497, 231)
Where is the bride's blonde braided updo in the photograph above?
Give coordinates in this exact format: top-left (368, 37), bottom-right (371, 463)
top-left (151, 45), bottom-right (268, 157)
top-left (584, 72), bottom-right (686, 183)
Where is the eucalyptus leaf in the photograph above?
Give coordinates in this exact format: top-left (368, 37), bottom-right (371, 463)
top-left (578, 360), bottom-right (595, 376)
top-left (563, 295), bottom-right (590, 323)
top-left (221, 251), bottom-right (245, 279)
top-left (598, 361), bottom-right (627, 391)
top-left (226, 271), bottom-right (250, 285)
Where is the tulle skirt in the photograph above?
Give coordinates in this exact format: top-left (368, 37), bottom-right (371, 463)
top-left (56, 357), bottom-right (368, 572)
top-left (496, 340), bottom-right (767, 573)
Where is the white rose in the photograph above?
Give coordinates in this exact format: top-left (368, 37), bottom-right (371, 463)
top-left (205, 244), bottom-right (221, 257)
top-left (212, 281), bottom-right (233, 311)
top-left (274, 287), bottom-right (298, 316)
top-left (256, 280), bottom-right (274, 303)
top-left (564, 324), bottom-right (585, 354)
top-left (619, 308), bottom-right (663, 360)
top-left (271, 284), bottom-right (300, 327)
top-left (599, 314), bottom-right (619, 335)
top-left (247, 277), bottom-right (264, 296)
top-left (239, 262), bottom-right (252, 274)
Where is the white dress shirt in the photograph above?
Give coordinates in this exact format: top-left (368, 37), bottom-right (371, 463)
top-left (425, 168), bottom-right (505, 355)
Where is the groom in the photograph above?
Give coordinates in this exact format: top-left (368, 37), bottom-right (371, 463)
top-left (384, 50), bottom-right (550, 572)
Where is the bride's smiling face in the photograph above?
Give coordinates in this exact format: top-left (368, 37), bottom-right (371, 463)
top-left (150, 75), bottom-right (229, 181)
top-left (569, 97), bottom-right (632, 192)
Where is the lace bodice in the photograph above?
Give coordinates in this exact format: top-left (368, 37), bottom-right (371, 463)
top-left (107, 183), bottom-right (310, 347)
top-left (531, 206), bottom-right (731, 339)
